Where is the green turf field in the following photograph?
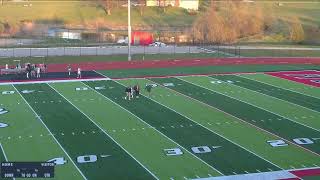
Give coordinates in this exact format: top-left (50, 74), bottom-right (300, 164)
top-left (0, 72), bottom-right (319, 179)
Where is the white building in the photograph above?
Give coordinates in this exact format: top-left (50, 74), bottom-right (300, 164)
top-left (146, 0), bottom-right (199, 11)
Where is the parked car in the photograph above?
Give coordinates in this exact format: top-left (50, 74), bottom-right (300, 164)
top-left (149, 42), bottom-right (166, 47)
top-left (117, 37), bottom-right (128, 45)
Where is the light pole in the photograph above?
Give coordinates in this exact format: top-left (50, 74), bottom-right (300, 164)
top-left (128, 0), bottom-right (132, 61)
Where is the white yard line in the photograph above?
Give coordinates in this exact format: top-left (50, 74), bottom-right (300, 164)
top-left (12, 85), bottom-right (88, 180)
top-left (211, 75), bottom-right (320, 123)
top-left (181, 77), bottom-right (320, 134)
top-left (116, 80), bottom-right (282, 171)
top-left (240, 75), bottom-right (320, 100)
top-left (177, 77), bottom-right (320, 156)
top-left (147, 78), bottom-right (320, 158)
top-left (47, 83), bottom-right (159, 180)
top-left (82, 80), bottom-right (224, 176)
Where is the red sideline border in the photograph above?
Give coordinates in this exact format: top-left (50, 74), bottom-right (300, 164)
top-left (1, 57), bottom-right (319, 73)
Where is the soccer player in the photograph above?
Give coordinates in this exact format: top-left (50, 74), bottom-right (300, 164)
top-left (77, 67), bottom-right (81, 78)
top-left (26, 64), bottom-right (31, 79)
top-left (124, 86), bottom-right (131, 100)
top-left (133, 84), bottom-right (140, 98)
top-left (145, 84), bottom-right (152, 96)
top-left (130, 86), bottom-right (134, 99)
top-left (36, 66), bottom-right (41, 78)
top-left (67, 64), bottom-right (72, 77)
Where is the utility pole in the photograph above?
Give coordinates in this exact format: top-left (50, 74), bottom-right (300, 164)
top-left (128, 0), bottom-right (132, 61)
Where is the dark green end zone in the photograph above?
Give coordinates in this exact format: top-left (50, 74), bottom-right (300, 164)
top-left (14, 84), bottom-right (154, 180)
top-left (84, 80), bottom-right (280, 175)
top-left (212, 75), bottom-right (320, 112)
top-left (149, 77), bottom-right (320, 154)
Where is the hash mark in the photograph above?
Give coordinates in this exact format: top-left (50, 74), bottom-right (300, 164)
top-left (208, 174), bottom-right (212, 177)
top-left (244, 171), bottom-right (249, 174)
top-left (268, 168), bottom-right (273, 171)
top-left (256, 169), bottom-right (261, 172)
top-left (232, 172), bottom-right (237, 175)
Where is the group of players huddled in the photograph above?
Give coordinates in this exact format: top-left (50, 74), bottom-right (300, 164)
top-left (125, 85), bottom-right (140, 100)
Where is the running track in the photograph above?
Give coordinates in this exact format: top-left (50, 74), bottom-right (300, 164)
top-left (1, 57), bottom-right (320, 73)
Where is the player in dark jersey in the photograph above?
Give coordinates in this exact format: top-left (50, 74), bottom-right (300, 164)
top-left (125, 86), bottom-right (131, 100)
top-left (133, 84), bottom-right (140, 98)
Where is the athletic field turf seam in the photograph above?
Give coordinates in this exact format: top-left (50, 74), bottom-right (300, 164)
top-left (80, 81), bottom-right (225, 176)
top-left (120, 80), bottom-right (283, 171)
top-left (227, 75), bottom-right (320, 115)
top-left (47, 83), bottom-right (159, 180)
top-left (146, 78), bottom-right (319, 159)
top-left (12, 85), bottom-right (88, 180)
top-left (183, 77), bottom-right (320, 134)
top-left (239, 75), bottom-right (320, 100)
top-left (177, 77), bottom-right (320, 156)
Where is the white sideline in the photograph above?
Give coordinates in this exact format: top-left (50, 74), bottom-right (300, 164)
top-left (192, 170), bottom-right (297, 180)
top-left (0, 77), bottom-right (110, 86)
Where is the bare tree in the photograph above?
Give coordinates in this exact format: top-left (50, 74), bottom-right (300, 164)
top-left (191, 1), bottom-right (266, 44)
top-left (139, 0), bottom-right (146, 16)
top-left (289, 17), bottom-right (305, 43)
top-left (100, 0), bottom-right (112, 15)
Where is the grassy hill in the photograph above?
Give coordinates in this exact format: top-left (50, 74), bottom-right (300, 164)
top-left (0, 0), bottom-right (319, 45)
